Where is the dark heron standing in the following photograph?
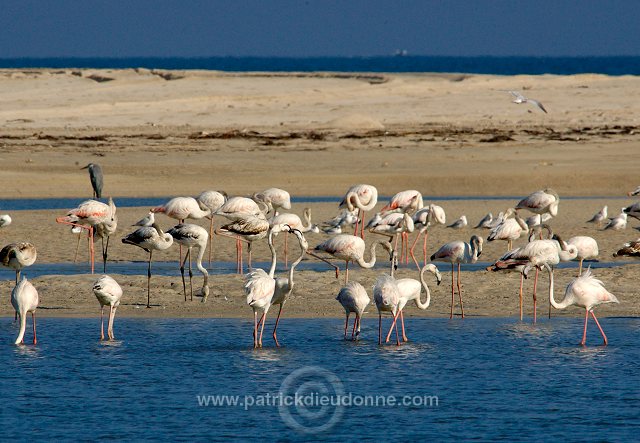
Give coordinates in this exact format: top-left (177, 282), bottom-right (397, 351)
top-left (82, 163), bottom-right (103, 199)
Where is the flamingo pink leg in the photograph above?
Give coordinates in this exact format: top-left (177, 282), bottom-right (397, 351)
top-left (386, 309), bottom-right (401, 342)
top-left (32, 312), bottom-right (37, 345)
top-left (354, 315), bottom-right (361, 340)
top-left (344, 313), bottom-right (350, 339)
top-left (351, 315), bottom-right (357, 339)
top-left (450, 263), bottom-right (455, 319)
top-left (361, 210), bottom-right (366, 240)
top-left (580, 308), bottom-right (589, 346)
top-left (590, 310), bottom-right (608, 345)
top-left (519, 273), bottom-right (524, 321)
top-left (532, 267), bottom-right (539, 323)
top-left (423, 231), bottom-right (429, 267)
top-left (400, 310), bottom-right (408, 341)
top-left (409, 231), bottom-right (423, 270)
top-left (253, 312), bottom-right (259, 348)
top-left (457, 262), bottom-right (465, 318)
top-left (272, 304), bottom-right (284, 347)
top-left (258, 313), bottom-right (267, 347)
top-left (100, 306), bottom-right (105, 340)
top-left (378, 313), bottom-right (382, 345)
top-left (394, 313), bottom-right (400, 346)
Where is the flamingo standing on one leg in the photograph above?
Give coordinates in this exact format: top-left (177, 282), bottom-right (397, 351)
top-left (121, 223), bottom-right (173, 308)
top-left (545, 264), bottom-right (619, 345)
top-left (92, 197), bottom-right (118, 273)
top-left (339, 184), bottom-right (378, 239)
top-left (11, 277), bottom-right (39, 345)
top-left (430, 235), bottom-right (484, 319)
top-left (92, 275), bottom-right (123, 341)
top-left (385, 264), bottom-right (442, 343)
top-left (308, 234), bottom-right (394, 284)
top-left (336, 281), bottom-right (370, 341)
top-left (167, 223), bottom-right (210, 302)
top-left (410, 204), bottom-right (446, 269)
top-left (216, 214), bottom-right (270, 273)
top-left (196, 190), bottom-right (227, 267)
top-left (56, 199), bottom-right (115, 273)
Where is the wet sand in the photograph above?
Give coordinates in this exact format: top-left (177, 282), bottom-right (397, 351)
top-left (0, 69), bottom-right (639, 319)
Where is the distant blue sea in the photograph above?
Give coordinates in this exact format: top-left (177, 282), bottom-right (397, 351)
top-left (1, 56), bottom-right (640, 75)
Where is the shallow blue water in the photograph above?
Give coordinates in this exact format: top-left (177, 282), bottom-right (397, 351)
top-left (1, 317), bottom-right (639, 441)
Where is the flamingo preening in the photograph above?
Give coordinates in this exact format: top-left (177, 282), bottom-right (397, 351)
top-left (339, 184), bottom-right (378, 239)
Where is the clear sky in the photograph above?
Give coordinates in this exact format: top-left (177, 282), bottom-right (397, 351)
top-left (2, 0), bottom-right (639, 58)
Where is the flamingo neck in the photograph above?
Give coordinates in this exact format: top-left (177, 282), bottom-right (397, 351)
top-left (267, 230), bottom-right (277, 278)
top-left (415, 267), bottom-right (433, 310)
top-left (358, 240), bottom-right (385, 269)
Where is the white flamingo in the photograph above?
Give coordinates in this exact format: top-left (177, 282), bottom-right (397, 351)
top-left (410, 204), bottom-right (446, 269)
top-left (430, 235), bottom-right (484, 319)
top-left (373, 274), bottom-right (401, 345)
top-left (253, 187), bottom-right (291, 217)
top-left (167, 223), bottom-right (210, 302)
top-left (121, 223), bottom-right (174, 308)
top-left (516, 188), bottom-right (559, 217)
top-left (565, 236), bottom-right (599, 276)
top-left (488, 208), bottom-right (529, 250)
top-left (152, 196), bottom-right (211, 222)
top-left (367, 212), bottom-right (414, 264)
top-left (309, 234), bottom-right (394, 284)
top-left (385, 264), bottom-right (442, 343)
top-left (339, 184), bottom-right (378, 239)
top-left (1, 242), bottom-right (37, 284)
top-left (11, 277), bottom-right (39, 345)
top-left (244, 223), bottom-right (289, 348)
top-left (56, 199), bottom-right (114, 273)
top-left (545, 264), bottom-right (618, 345)
top-left (336, 281), bottom-right (370, 340)
top-left (270, 208), bottom-right (319, 267)
top-left (92, 275), bottom-right (123, 341)
top-left (196, 190), bottom-right (227, 266)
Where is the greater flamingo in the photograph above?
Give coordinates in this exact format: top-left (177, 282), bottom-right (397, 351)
top-left (380, 190), bottom-right (424, 214)
top-left (167, 223), bottom-right (210, 302)
top-left (430, 235), bottom-right (484, 319)
top-left (488, 208), bottom-right (529, 250)
top-left (270, 208), bottom-right (319, 266)
top-left (92, 275), bottom-right (123, 341)
top-left (545, 264), bottom-right (618, 345)
top-left (152, 196), bottom-right (211, 222)
top-left (410, 204), bottom-right (446, 269)
top-left (11, 277), bottom-right (39, 345)
top-left (309, 234), bottom-right (394, 284)
top-left (253, 187), bottom-right (291, 216)
top-left (516, 188), bottom-right (559, 217)
top-left (56, 199), bottom-right (114, 273)
top-left (216, 213), bottom-right (269, 273)
top-left (0, 242), bottom-right (37, 284)
top-left (373, 274), bottom-right (401, 345)
top-left (587, 206), bottom-right (607, 226)
top-left (336, 281), bottom-right (370, 341)
top-left (565, 236), bottom-right (599, 276)
top-left (196, 190), bottom-right (227, 266)
top-left (244, 223), bottom-right (289, 348)
top-left (339, 184), bottom-right (378, 239)
top-left (92, 197), bottom-right (117, 273)
top-left (367, 212), bottom-right (414, 264)
top-left (121, 223), bottom-right (173, 308)
top-left (385, 264), bottom-right (442, 343)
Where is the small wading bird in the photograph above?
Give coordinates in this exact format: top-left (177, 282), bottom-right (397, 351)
top-left (544, 264), bottom-right (618, 345)
top-left (587, 206), bottom-right (608, 227)
top-left (447, 215), bottom-right (468, 230)
top-left (503, 90), bottom-right (548, 113)
top-left (336, 281), bottom-right (370, 341)
top-left (430, 235), bottom-right (484, 319)
top-left (122, 223), bottom-right (173, 308)
top-left (339, 184), bottom-right (378, 239)
top-left (92, 275), bottom-right (123, 341)
top-left (0, 214), bottom-right (11, 230)
top-left (167, 223), bottom-right (210, 302)
top-left (12, 277), bottom-right (39, 345)
top-left (82, 163), bottom-right (103, 199)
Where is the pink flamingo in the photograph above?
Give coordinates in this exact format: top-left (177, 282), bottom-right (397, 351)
top-left (367, 212), bottom-right (414, 265)
top-left (545, 264), bottom-right (618, 345)
top-left (380, 190), bottom-right (424, 214)
top-left (92, 275), bottom-right (123, 341)
top-left (196, 190), bottom-right (227, 266)
top-left (270, 208), bottom-right (319, 267)
top-left (410, 204), bottom-right (446, 269)
top-left (11, 277), bottom-right (39, 345)
top-left (339, 184), bottom-right (378, 239)
top-left (336, 281), bottom-right (370, 341)
top-left (253, 187), bottom-right (291, 217)
top-left (373, 274), bottom-right (401, 345)
top-left (516, 188), bottom-right (560, 218)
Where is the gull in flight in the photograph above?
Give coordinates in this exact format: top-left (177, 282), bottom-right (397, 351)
top-left (504, 90), bottom-right (548, 114)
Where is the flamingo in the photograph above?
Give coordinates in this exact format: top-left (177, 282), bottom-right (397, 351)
top-left (11, 277), bottom-right (39, 345)
top-left (92, 197), bottom-right (117, 273)
top-left (525, 213), bottom-right (553, 229)
top-left (373, 274), bottom-right (401, 345)
top-left (269, 228), bottom-right (309, 347)
top-left (604, 210), bottom-right (627, 231)
top-left (339, 184), bottom-right (378, 239)
top-left (565, 236), bottom-right (599, 276)
top-left (613, 239), bottom-right (640, 258)
top-left (244, 223), bottom-right (289, 348)
top-left (253, 188), bottom-right (291, 217)
top-left (166, 224), bottom-right (210, 302)
top-left (516, 188), bottom-right (560, 217)
top-left (367, 212), bottom-right (414, 264)
top-left (152, 196), bottom-right (211, 222)
top-left (623, 202), bottom-right (640, 220)
top-left (430, 235), bottom-right (484, 319)
top-left (196, 190), bottom-right (227, 266)
top-left (380, 190), bottom-right (424, 215)
top-left (545, 264), bottom-right (619, 345)
top-left (488, 208), bottom-right (529, 250)
top-left (447, 215), bottom-right (468, 229)
top-left (270, 208), bottom-right (319, 267)
top-left (309, 234), bottom-right (394, 284)
top-left (385, 264), bottom-right (442, 343)
top-left (0, 214), bottom-right (11, 230)
top-left (216, 214), bottom-right (269, 273)
top-left (121, 223), bottom-right (173, 308)
top-left (409, 204), bottom-right (446, 269)
top-left (92, 275), bottom-right (123, 340)
top-left (0, 242), bottom-right (37, 284)
top-left (336, 281), bottom-right (370, 340)
top-left (587, 206), bottom-right (607, 226)
top-left (56, 199), bottom-right (114, 273)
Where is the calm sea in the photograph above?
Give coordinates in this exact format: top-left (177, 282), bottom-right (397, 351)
top-left (1, 56), bottom-right (640, 75)
top-left (1, 317), bottom-right (639, 441)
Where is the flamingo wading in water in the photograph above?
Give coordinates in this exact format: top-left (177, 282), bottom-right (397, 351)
top-left (12, 277), bottom-right (39, 345)
top-left (336, 281), bottom-right (370, 341)
top-left (92, 275), bottom-right (123, 341)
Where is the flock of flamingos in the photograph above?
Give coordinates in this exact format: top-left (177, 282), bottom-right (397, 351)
top-left (2, 171), bottom-right (640, 349)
